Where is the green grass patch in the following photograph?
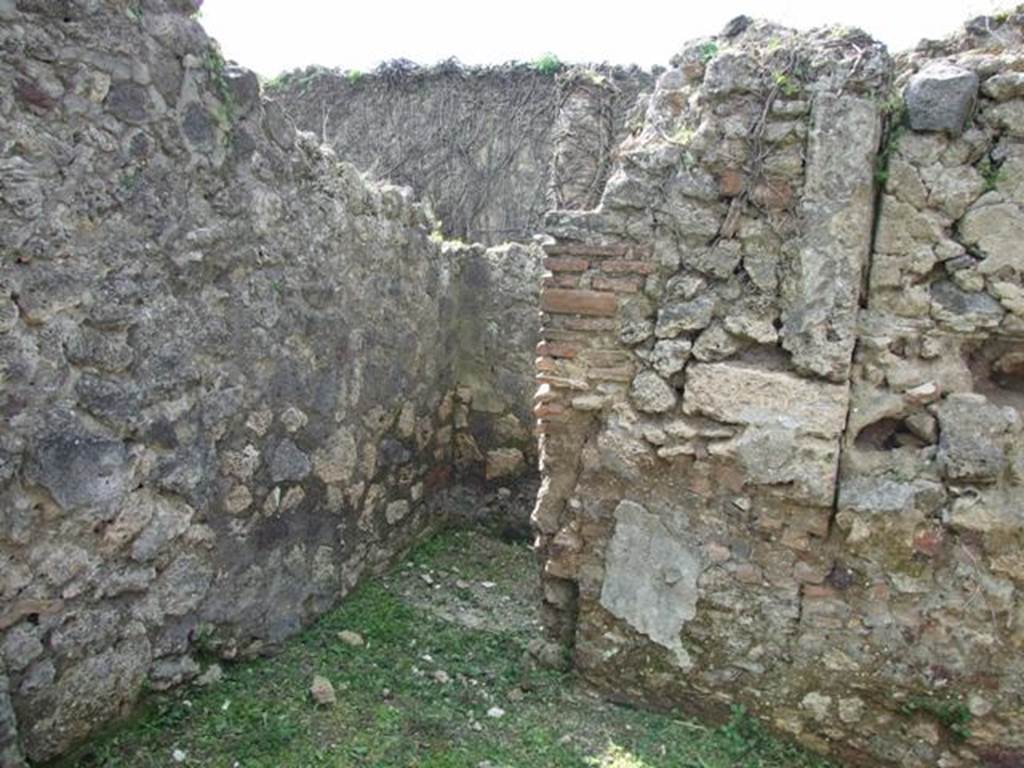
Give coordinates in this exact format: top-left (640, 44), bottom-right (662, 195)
top-left (531, 54), bottom-right (563, 75)
top-left (61, 531), bottom-right (832, 768)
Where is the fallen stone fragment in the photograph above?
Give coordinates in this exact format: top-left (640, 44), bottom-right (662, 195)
top-left (196, 664), bottom-right (223, 686)
top-left (310, 675), bottom-right (336, 706)
top-left (337, 630), bottom-right (365, 647)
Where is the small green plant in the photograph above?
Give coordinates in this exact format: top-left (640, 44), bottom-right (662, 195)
top-left (669, 125), bottom-right (695, 146)
top-left (980, 156), bottom-right (1006, 191)
top-left (880, 89), bottom-right (904, 117)
top-left (532, 53), bottom-right (562, 75)
top-left (346, 69), bottom-right (364, 85)
top-left (902, 696), bottom-right (973, 742)
top-left (773, 71), bottom-right (801, 97)
top-left (699, 41), bottom-right (719, 64)
top-left (190, 622), bottom-right (219, 660)
top-left (717, 704), bottom-right (817, 762)
top-left (204, 47), bottom-right (228, 84)
top-left (874, 103), bottom-right (908, 185)
top-left (262, 71), bottom-right (290, 90)
top-left (204, 45), bottom-right (237, 136)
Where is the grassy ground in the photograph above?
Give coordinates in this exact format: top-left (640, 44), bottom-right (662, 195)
top-left (62, 528), bottom-right (833, 768)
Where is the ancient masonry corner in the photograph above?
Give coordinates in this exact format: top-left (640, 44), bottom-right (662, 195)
top-left (2, 2), bottom-right (1024, 767)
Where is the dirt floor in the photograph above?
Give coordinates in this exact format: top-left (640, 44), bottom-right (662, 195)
top-left (57, 526), bottom-right (832, 768)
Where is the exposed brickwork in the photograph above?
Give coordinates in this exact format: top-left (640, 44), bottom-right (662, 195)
top-left (540, 289), bottom-right (618, 317)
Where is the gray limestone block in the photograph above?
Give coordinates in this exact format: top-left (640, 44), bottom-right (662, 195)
top-left (936, 394), bottom-right (1019, 483)
top-left (905, 63), bottom-right (978, 136)
top-left (269, 438), bottom-right (311, 483)
top-left (629, 370), bottom-right (678, 414)
top-left (25, 430), bottom-right (130, 510)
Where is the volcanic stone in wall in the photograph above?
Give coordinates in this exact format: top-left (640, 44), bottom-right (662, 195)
top-left (0, 1), bottom-right (458, 760)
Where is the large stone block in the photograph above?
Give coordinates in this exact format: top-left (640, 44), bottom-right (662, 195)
top-left (780, 94), bottom-right (881, 382)
top-left (629, 370), bottom-right (677, 413)
top-left (25, 429), bottom-right (130, 511)
top-left (905, 63), bottom-right (978, 135)
top-left (958, 201), bottom-right (1024, 277)
top-left (936, 394), bottom-right (1019, 483)
top-left (683, 363), bottom-right (849, 439)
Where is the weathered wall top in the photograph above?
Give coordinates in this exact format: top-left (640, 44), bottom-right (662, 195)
top-left (267, 61), bottom-right (655, 243)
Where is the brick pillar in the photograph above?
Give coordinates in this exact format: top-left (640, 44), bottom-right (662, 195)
top-left (532, 240), bottom-right (655, 645)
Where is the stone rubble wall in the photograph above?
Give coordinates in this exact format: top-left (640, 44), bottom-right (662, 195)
top-left (267, 62), bottom-right (654, 244)
top-left (534, 12), bottom-right (1024, 768)
top-left (448, 241), bottom-right (545, 485)
top-left (0, 0), bottom-right (491, 762)
top-left (549, 69), bottom-right (632, 212)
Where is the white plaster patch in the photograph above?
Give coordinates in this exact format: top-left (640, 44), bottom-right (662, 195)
top-left (599, 500), bottom-right (699, 669)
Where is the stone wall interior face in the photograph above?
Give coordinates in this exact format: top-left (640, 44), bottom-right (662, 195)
top-left (0, 1), bottom-right (495, 762)
top-left (449, 241), bottom-right (545, 482)
top-left (534, 14), bottom-right (1024, 768)
top-left (3, 2), bottom-right (1024, 766)
top-left (268, 64), bottom-right (653, 244)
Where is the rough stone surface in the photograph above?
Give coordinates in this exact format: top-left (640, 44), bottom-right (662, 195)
top-left (452, 242), bottom-right (544, 481)
top-left (5, 3), bottom-right (1024, 767)
top-left (0, 2), bottom-right (488, 761)
top-left (780, 93), bottom-right (881, 382)
top-left (535, 13), bottom-right (1024, 768)
top-left (485, 449), bottom-right (528, 481)
top-left (683, 363), bottom-right (848, 438)
top-left (629, 371), bottom-right (677, 413)
top-left (904, 62), bottom-right (979, 135)
top-left (0, 668), bottom-right (25, 768)
top-left (309, 675), bottom-right (336, 706)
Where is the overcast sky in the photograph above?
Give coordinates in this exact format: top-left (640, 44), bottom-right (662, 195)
top-left (199, 0), bottom-right (1000, 77)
